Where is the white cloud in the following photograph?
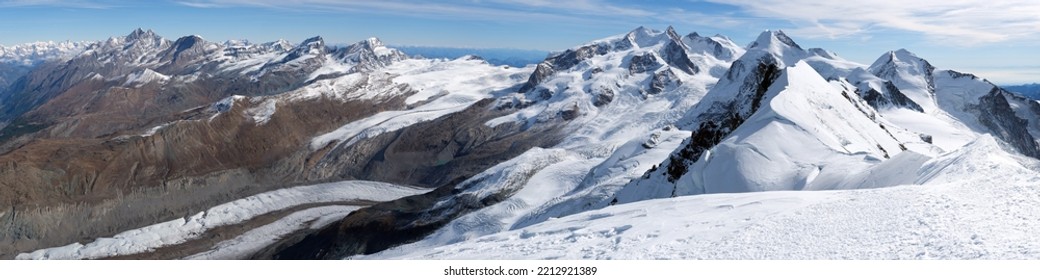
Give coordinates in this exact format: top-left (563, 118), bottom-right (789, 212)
top-left (706, 0), bottom-right (1040, 44)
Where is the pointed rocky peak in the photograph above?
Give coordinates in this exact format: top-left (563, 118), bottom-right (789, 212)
top-left (280, 36), bottom-right (327, 63)
top-left (104, 28), bottom-right (169, 58)
top-left (330, 37), bottom-right (407, 72)
top-left (869, 48), bottom-right (934, 74)
top-left (730, 30), bottom-right (808, 71)
top-left (868, 48), bottom-right (936, 95)
top-left (124, 28), bottom-right (164, 46)
top-left (665, 26), bottom-right (684, 44)
top-left (126, 28), bottom-right (158, 41)
top-left (339, 37), bottom-right (405, 58)
top-left (297, 36), bottom-right (326, 52)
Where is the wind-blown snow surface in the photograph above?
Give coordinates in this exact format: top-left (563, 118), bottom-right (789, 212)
top-left (17, 181), bottom-right (427, 260)
top-left (368, 135), bottom-right (1040, 259)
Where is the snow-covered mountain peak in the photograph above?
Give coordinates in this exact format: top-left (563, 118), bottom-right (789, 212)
top-left (631, 60), bottom-right (908, 197)
top-left (747, 30), bottom-right (803, 53)
top-left (682, 32), bottom-right (744, 62)
top-left (342, 37), bottom-right (400, 58)
top-left (123, 28), bottom-right (166, 49)
top-left (361, 37), bottom-right (385, 48)
top-left (517, 26), bottom-right (697, 94)
top-left (127, 28), bottom-right (159, 41)
top-left (276, 36), bottom-right (327, 64)
top-left (730, 30), bottom-right (812, 70)
top-left (296, 36), bottom-right (326, 54)
top-left (869, 49), bottom-right (933, 76)
top-left (867, 48), bottom-right (937, 111)
top-left (330, 37), bottom-right (407, 71)
top-left (263, 39), bottom-right (294, 52)
top-left (622, 26), bottom-right (670, 48)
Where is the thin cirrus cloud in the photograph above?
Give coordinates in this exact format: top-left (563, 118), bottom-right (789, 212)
top-left (174, 0), bottom-right (658, 24)
top-left (706, 0), bottom-right (1040, 45)
top-left (0, 0), bottom-right (117, 8)
top-left (176, 0), bottom-right (1040, 45)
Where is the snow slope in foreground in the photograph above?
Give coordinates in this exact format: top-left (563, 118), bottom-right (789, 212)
top-left (17, 181), bottom-right (428, 260)
top-left (366, 135), bottom-right (1040, 259)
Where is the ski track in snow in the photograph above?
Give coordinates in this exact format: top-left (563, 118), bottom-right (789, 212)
top-left (16, 181), bottom-right (427, 260)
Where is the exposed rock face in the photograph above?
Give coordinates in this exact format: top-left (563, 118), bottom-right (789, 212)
top-left (649, 69), bottom-right (681, 95)
top-left (628, 53), bottom-right (661, 74)
top-left (659, 27), bottom-right (698, 75)
top-left (974, 88), bottom-right (1040, 158)
top-left (666, 59), bottom-right (781, 182)
top-left (519, 44), bottom-right (608, 93)
top-left (857, 80), bottom-right (924, 112)
top-left (332, 38), bottom-right (408, 73)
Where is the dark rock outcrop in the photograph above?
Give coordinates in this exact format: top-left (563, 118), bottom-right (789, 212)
top-left (974, 88), bottom-right (1040, 158)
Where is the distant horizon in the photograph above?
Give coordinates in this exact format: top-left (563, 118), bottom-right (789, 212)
top-left (1, 0), bottom-right (1038, 84)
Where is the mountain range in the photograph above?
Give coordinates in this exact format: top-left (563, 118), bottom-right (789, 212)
top-left (1004, 83), bottom-right (1040, 100)
top-left (4, 27), bottom-right (1040, 260)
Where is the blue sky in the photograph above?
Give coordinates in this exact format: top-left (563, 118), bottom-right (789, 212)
top-left (1, 0), bottom-right (1039, 84)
